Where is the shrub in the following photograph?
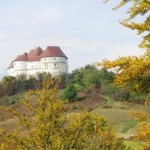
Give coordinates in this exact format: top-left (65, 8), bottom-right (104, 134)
top-left (128, 93), bottom-right (148, 104)
top-left (116, 87), bottom-right (131, 101)
top-left (61, 84), bottom-right (77, 102)
top-left (2, 76), bottom-right (17, 96)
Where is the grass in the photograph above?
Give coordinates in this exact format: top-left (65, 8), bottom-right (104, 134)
top-left (121, 120), bottom-right (137, 134)
top-left (124, 141), bottom-right (144, 150)
top-left (92, 95), bottom-right (150, 138)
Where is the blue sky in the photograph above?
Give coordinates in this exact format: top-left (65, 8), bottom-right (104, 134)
top-left (0, 0), bottom-right (144, 77)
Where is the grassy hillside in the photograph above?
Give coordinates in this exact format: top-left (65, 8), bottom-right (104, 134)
top-left (1, 92), bottom-right (149, 134)
top-left (92, 95), bottom-right (150, 137)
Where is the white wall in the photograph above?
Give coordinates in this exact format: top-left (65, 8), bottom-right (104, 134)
top-left (7, 68), bottom-right (15, 76)
top-left (13, 61), bottom-right (27, 76)
top-left (41, 57), bottom-right (68, 75)
top-left (8, 57), bottom-right (68, 78)
top-left (27, 61), bottom-right (42, 78)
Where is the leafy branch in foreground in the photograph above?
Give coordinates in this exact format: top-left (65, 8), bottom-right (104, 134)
top-left (0, 75), bottom-right (128, 150)
top-left (99, 0), bottom-right (150, 93)
top-left (99, 54), bottom-right (150, 93)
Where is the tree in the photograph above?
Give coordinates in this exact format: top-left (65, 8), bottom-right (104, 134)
top-left (98, 68), bottom-right (114, 83)
top-left (15, 75), bottom-right (28, 92)
top-left (57, 74), bottom-right (68, 89)
top-left (83, 71), bottom-right (101, 90)
top-left (100, 55), bottom-right (150, 93)
top-left (70, 68), bottom-right (84, 86)
top-left (61, 84), bottom-right (77, 101)
top-left (25, 76), bottom-right (37, 90)
top-left (2, 76), bottom-right (16, 96)
top-left (0, 75), bottom-right (128, 150)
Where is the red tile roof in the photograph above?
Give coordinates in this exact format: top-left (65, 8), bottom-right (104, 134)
top-left (40, 46), bottom-right (67, 58)
top-left (14, 53), bottom-right (28, 61)
top-left (28, 47), bottom-right (43, 57)
top-left (8, 46), bottom-right (67, 69)
top-left (28, 47), bottom-right (43, 62)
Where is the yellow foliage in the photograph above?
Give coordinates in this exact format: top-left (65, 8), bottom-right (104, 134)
top-left (99, 52), bottom-right (150, 93)
top-left (132, 111), bottom-right (150, 150)
top-left (0, 75), bottom-right (127, 150)
top-left (131, 100), bottom-right (150, 149)
top-left (99, 1), bottom-right (150, 93)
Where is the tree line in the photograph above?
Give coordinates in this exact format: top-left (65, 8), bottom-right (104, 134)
top-left (0, 73), bottom-right (49, 97)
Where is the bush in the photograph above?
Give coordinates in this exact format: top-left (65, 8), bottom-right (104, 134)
top-left (101, 83), bottom-right (120, 99)
top-left (2, 76), bottom-right (17, 96)
top-left (61, 84), bottom-right (77, 102)
top-left (67, 65), bottom-right (114, 93)
top-left (128, 93), bottom-right (148, 104)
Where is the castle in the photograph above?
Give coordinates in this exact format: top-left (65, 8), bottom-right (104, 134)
top-left (7, 46), bottom-right (68, 78)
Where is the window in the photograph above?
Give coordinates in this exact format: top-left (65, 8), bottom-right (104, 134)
top-left (54, 58), bottom-right (56, 60)
top-left (44, 64), bottom-right (47, 69)
top-left (54, 63), bottom-right (58, 69)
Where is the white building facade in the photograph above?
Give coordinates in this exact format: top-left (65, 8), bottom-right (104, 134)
top-left (7, 46), bottom-right (68, 78)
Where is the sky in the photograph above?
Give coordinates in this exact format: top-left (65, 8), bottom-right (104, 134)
top-left (0, 0), bottom-right (144, 78)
